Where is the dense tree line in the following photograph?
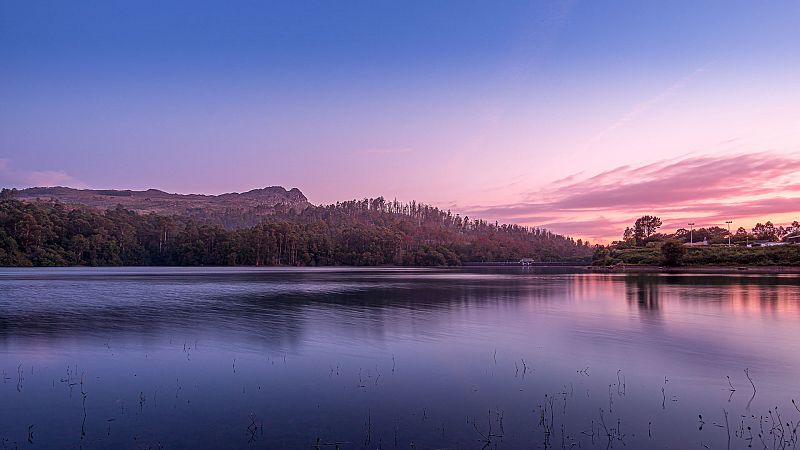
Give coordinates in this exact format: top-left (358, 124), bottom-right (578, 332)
top-left (0, 194), bottom-right (592, 267)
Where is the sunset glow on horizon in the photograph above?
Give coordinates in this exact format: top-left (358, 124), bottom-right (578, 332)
top-left (2, 1), bottom-right (799, 243)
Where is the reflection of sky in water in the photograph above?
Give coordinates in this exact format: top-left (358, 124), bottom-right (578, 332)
top-left (1, 268), bottom-right (799, 449)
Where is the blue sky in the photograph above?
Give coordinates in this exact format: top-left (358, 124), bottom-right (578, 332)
top-left (2, 1), bottom-right (799, 240)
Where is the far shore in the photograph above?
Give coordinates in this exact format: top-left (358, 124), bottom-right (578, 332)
top-left (2, 264), bottom-right (800, 274)
top-left (587, 264), bottom-right (800, 274)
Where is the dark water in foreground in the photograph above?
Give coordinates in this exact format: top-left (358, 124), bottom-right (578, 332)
top-left (1, 268), bottom-right (799, 449)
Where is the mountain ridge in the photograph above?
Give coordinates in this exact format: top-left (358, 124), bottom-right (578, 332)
top-left (15, 185), bottom-right (310, 229)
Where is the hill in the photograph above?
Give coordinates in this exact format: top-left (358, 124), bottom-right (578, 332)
top-left (15, 186), bottom-right (310, 229)
top-left (0, 190), bottom-right (592, 266)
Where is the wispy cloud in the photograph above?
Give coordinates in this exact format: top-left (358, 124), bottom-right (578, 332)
top-left (582, 61), bottom-right (715, 151)
top-left (0, 159), bottom-right (88, 188)
top-left (463, 152), bottom-right (800, 242)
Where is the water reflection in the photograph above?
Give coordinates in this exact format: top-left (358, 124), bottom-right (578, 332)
top-left (0, 268), bottom-right (799, 449)
top-left (625, 274), bottom-right (662, 313)
top-left (0, 269), bottom-right (569, 340)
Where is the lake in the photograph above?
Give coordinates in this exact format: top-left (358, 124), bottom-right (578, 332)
top-left (1, 267), bottom-right (799, 449)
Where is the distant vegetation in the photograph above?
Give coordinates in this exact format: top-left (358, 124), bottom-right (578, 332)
top-left (593, 214), bottom-right (800, 267)
top-left (0, 190), bottom-right (591, 267)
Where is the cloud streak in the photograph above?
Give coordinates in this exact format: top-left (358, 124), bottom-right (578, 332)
top-left (581, 60), bottom-right (715, 150)
top-left (464, 152), bottom-right (800, 242)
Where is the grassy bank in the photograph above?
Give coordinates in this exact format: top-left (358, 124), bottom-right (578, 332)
top-left (596, 244), bottom-right (800, 267)
top-left (589, 264), bottom-right (800, 274)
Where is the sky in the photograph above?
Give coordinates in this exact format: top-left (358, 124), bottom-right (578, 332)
top-left (1, 1), bottom-right (799, 242)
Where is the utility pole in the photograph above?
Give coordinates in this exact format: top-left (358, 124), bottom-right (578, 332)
top-left (688, 222), bottom-right (696, 244)
top-left (725, 221), bottom-right (733, 246)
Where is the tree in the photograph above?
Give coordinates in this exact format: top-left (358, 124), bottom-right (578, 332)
top-left (592, 246), bottom-right (614, 266)
top-left (632, 215), bottom-right (662, 244)
top-left (0, 188), bottom-right (18, 200)
top-left (790, 221), bottom-right (800, 235)
top-left (752, 221), bottom-right (778, 241)
top-left (623, 227), bottom-right (635, 242)
top-left (660, 240), bottom-right (686, 266)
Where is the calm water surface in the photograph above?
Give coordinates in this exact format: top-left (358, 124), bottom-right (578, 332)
top-left (1, 267), bottom-right (799, 449)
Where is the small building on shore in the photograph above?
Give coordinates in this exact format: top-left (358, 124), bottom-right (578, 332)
top-left (684, 238), bottom-right (709, 247)
top-left (519, 258), bottom-right (535, 265)
top-left (785, 234), bottom-right (800, 245)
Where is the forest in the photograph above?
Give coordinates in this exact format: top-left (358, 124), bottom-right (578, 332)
top-left (0, 193), bottom-right (592, 267)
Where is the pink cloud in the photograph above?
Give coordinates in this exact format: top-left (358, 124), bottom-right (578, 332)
top-left (549, 153), bottom-right (800, 209)
top-left (463, 152), bottom-right (800, 242)
top-left (0, 159), bottom-right (88, 189)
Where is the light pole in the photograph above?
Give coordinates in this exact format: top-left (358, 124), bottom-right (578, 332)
top-left (725, 221), bottom-right (733, 246)
top-left (688, 222), bottom-right (695, 244)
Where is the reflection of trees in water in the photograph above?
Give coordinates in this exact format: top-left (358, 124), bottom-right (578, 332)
top-left (229, 278), bottom-right (568, 346)
top-left (625, 275), bottom-right (661, 314)
top-left (621, 273), bottom-right (800, 316)
top-left (3, 270), bottom-right (797, 347)
top-left (0, 271), bottom-right (570, 349)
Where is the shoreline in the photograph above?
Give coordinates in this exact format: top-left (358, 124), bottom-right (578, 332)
top-left (587, 264), bottom-right (800, 274)
top-left (2, 264), bottom-right (800, 274)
